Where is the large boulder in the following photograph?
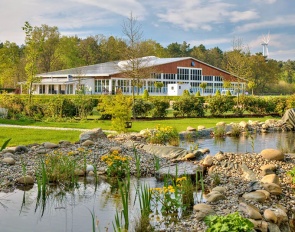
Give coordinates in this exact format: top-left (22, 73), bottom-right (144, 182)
top-left (142, 144), bottom-right (188, 160)
top-left (260, 149), bottom-right (284, 161)
top-left (281, 109), bottom-right (295, 131)
top-left (79, 128), bottom-right (107, 142)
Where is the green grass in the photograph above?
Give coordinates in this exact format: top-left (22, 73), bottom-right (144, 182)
top-left (0, 127), bottom-right (81, 146)
top-left (0, 115), bottom-right (276, 146)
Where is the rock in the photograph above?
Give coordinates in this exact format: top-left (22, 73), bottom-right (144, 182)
top-left (2, 147), bottom-right (16, 153)
top-left (260, 164), bottom-right (277, 172)
top-left (142, 145), bottom-right (188, 160)
top-left (187, 126), bottom-right (196, 131)
top-left (260, 149), bottom-right (284, 161)
top-left (197, 125), bottom-right (206, 130)
top-left (88, 171), bottom-right (95, 176)
top-left (75, 169), bottom-right (85, 176)
top-left (239, 202), bottom-right (262, 220)
top-left (2, 157), bottom-right (15, 165)
top-left (202, 155), bottom-right (213, 167)
top-left (2, 152), bottom-right (15, 159)
top-left (79, 128), bottom-right (107, 142)
top-left (86, 165), bottom-right (94, 173)
top-left (155, 162), bottom-right (203, 181)
top-left (241, 163), bottom-right (257, 181)
top-left (205, 191), bottom-right (226, 203)
top-left (16, 175), bottom-right (34, 185)
top-left (242, 191), bottom-right (267, 203)
top-left (281, 109), bottom-right (295, 131)
top-left (211, 186), bottom-right (226, 194)
top-left (107, 134), bottom-right (115, 139)
top-left (261, 174), bottom-right (280, 186)
top-left (262, 183), bottom-right (282, 195)
top-left (182, 153), bottom-right (197, 161)
top-left (267, 222), bottom-right (281, 232)
top-left (248, 219), bottom-right (268, 232)
top-left (216, 122), bottom-right (226, 127)
top-left (256, 189), bottom-right (271, 199)
top-left (81, 140), bottom-right (95, 146)
top-left (264, 209), bottom-right (278, 223)
top-left (43, 142), bottom-right (59, 149)
top-left (199, 148), bottom-right (210, 154)
top-left (179, 131), bottom-right (198, 140)
top-left (193, 203), bottom-right (215, 220)
top-left (214, 152), bottom-right (224, 161)
top-left (239, 121), bottom-right (248, 129)
top-left (15, 145), bottom-right (29, 153)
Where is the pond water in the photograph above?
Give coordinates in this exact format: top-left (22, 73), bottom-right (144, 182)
top-left (181, 131), bottom-right (295, 155)
top-left (1, 131), bottom-right (295, 231)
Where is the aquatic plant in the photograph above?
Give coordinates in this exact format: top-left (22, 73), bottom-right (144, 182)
top-left (101, 150), bottom-right (131, 178)
top-left (146, 125), bottom-right (179, 146)
top-left (0, 138), bottom-right (11, 151)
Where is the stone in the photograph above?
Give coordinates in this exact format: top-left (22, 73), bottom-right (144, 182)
top-left (199, 148), bottom-right (210, 154)
top-left (205, 191), bottom-right (226, 202)
top-left (75, 169), bottom-right (85, 176)
top-left (142, 145), bottom-right (188, 160)
top-left (281, 108), bottom-right (295, 131)
top-left (16, 175), bottom-right (34, 185)
top-left (202, 155), bottom-right (213, 167)
top-left (267, 223), bottom-right (281, 232)
top-left (241, 163), bottom-right (257, 181)
top-left (262, 183), bottom-right (282, 195)
top-left (197, 125), bottom-right (206, 130)
top-left (15, 145), bottom-right (29, 153)
top-left (215, 152), bottom-right (224, 161)
top-left (242, 191), bottom-right (267, 203)
top-left (183, 153), bottom-right (197, 160)
top-left (264, 209), bottom-right (278, 224)
top-left (82, 140), bottom-right (95, 146)
top-left (2, 152), bottom-right (15, 159)
top-left (216, 122), bottom-right (226, 127)
top-left (43, 142), bottom-right (59, 149)
top-left (211, 186), bottom-right (226, 194)
top-left (187, 126), bottom-right (196, 131)
top-left (86, 165), bottom-right (94, 173)
top-left (239, 202), bottom-right (262, 220)
top-left (261, 169), bottom-right (275, 176)
top-left (79, 128), bottom-right (106, 142)
top-left (107, 134), bottom-right (115, 139)
top-left (2, 157), bottom-right (15, 165)
top-left (239, 121), bottom-right (248, 129)
top-left (260, 164), bottom-right (277, 172)
top-left (260, 149), bottom-right (284, 161)
top-left (88, 171), bottom-right (95, 176)
top-left (193, 203), bottom-right (215, 220)
top-left (248, 219), bottom-right (268, 232)
top-left (256, 189), bottom-right (271, 199)
top-left (260, 174), bottom-right (280, 186)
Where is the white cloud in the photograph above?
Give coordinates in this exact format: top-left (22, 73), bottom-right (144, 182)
top-left (251, 0), bottom-right (277, 4)
top-left (189, 38), bottom-right (231, 47)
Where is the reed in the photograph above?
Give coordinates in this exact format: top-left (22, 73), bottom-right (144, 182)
top-left (133, 144), bottom-right (141, 178)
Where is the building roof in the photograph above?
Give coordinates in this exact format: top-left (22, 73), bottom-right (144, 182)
top-left (37, 56), bottom-right (244, 80)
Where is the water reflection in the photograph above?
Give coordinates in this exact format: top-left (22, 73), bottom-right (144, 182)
top-left (181, 131), bottom-right (295, 154)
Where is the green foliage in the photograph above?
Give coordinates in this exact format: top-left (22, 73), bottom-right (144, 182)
top-left (133, 99), bottom-right (153, 117)
top-left (215, 89), bottom-right (221, 96)
top-left (146, 125), bottom-right (179, 146)
top-left (142, 89), bottom-right (149, 100)
top-left (207, 96), bottom-right (234, 116)
top-left (98, 94), bottom-right (132, 132)
top-left (214, 125), bottom-right (226, 137)
top-left (204, 212), bottom-right (254, 232)
top-left (182, 89), bottom-right (190, 96)
top-left (195, 91), bottom-right (201, 97)
top-left (172, 96), bottom-right (205, 117)
top-left (150, 99), bottom-right (169, 118)
top-left (226, 90), bottom-right (232, 96)
top-left (0, 138), bottom-right (11, 151)
top-left (101, 150), bottom-right (131, 178)
top-left (287, 166), bottom-right (295, 185)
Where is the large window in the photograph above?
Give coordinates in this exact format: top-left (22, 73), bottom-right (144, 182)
top-left (95, 80), bottom-right (109, 93)
top-left (177, 68), bottom-right (189, 80)
top-left (48, 85), bottom-right (55, 94)
top-left (203, 76), bottom-right (213, 81)
top-left (191, 69), bottom-right (202, 80)
top-left (39, 85), bottom-right (45, 94)
top-left (163, 73), bottom-right (176, 80)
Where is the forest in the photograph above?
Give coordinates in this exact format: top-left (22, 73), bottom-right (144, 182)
top-left (1, 22), bottom-right (295, 95)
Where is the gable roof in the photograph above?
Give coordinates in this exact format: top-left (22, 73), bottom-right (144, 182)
top-left (37, 56), bottom-right (244, 80)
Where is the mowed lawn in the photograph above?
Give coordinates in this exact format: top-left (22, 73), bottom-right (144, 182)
top-left (0, 116), bottom-right (276, 146)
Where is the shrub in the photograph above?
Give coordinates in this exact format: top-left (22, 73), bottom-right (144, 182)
top-left (133, 99), bottom-right (153, 117)
top-left (146, 125), bottom-right (179, 146)
top-left (172, 96), bottom-right (204, 117)
top-left (195, 91), bottom-right (201, 97)
top-left (207, 96), bottom-right (234, 116)
top-left (142, 89), bottom-right (149, 100)
top-left (204, 212), bottom-right (254, 232)
top-left (215, 89), bottom-right (221, 96)
top-left (150, 99), bottom-right (169, 118)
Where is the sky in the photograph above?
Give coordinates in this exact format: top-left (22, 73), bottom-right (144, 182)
top-left (0, 0), bottom-right (294, 61)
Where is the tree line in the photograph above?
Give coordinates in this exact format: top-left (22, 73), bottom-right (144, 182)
top-left (1, 22), bottom-right (295, 95)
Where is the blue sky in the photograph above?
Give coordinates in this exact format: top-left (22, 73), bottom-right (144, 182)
top-left (1, 0), bottom-right (294, 61)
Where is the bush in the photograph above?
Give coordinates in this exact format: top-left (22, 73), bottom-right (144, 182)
top-left (133, 99), bottom-right (153, 117)
top-left (150, 99), bottom-right (169, 118)
top-left (146, 125), bottom-right (179, 146)
top-left (172, 96), bottom-right (204, 117)
top-left (215, 89), bottom-right (221, 96)
top-left (207, 96), bottom-right (234, 116)
top-left (204, 212), bottom-right (254, 232)
top-left (142, 89), bottom-right (149, 100)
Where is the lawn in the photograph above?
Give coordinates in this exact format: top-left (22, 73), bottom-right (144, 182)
top-left (0, 115), bottom-right (277, 146)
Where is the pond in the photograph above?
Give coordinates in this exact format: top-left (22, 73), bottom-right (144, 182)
top-left (181, 131), bottom-right (295, 155)
top-left (1, 131), bottom-right (295, 231)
